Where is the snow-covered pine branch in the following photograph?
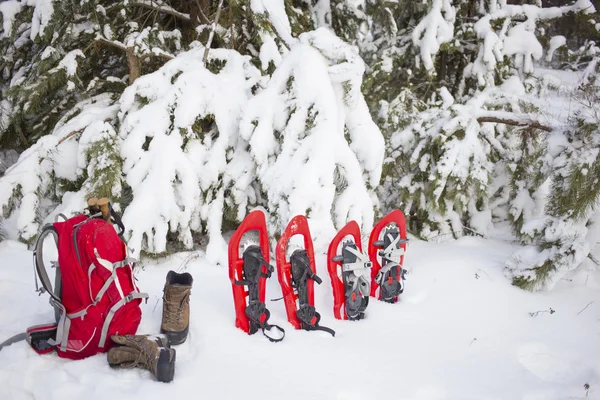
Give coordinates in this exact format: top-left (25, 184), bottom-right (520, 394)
top-left (468, 0), bottom-right (596, 85)
top-left (411, 0), bottom-right (455, 72)
top-left (0, 94), bottom-right (120, 243)
top-left (118, 46), bottom-right (260, 259)
top-left (240, 27), bottom-right (384, 247)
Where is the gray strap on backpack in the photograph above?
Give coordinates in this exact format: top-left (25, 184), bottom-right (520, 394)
top-left (0, 332), bottom-right (28, 352)
top-left (33, 224), bottom-right (61, 304)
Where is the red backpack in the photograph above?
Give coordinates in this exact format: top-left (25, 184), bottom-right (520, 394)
top-left (21, 210), bottom-right (147, 360)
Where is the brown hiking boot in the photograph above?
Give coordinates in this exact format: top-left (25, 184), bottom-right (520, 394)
top-left (161, 270), bottom-right (193, 345)
top-left (107, 334), bottom-right (176, 383)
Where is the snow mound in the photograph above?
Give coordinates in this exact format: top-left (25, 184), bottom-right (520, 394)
top-left (0, 237), bottom-right (599, 399)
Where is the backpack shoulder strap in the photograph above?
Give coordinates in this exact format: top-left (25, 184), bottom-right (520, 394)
top-left (33, 224), bottom-right (61, 303)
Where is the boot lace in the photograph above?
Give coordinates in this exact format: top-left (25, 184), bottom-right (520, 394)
top-left (163, 293), bottom-right (189, 327)
top-left (119, 340), bottom-right (158, 374)
top-left (136, 344), bottom-right (159, 375)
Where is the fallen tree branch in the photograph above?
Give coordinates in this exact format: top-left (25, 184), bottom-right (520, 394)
top-left (132, 0), bottom-right (191, 21)
top-left (576, 301), bottom-right (593, 316)
top-left (477, 114), bottom-right (553, 132)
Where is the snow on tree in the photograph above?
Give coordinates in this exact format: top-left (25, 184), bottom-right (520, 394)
top-left (0, 94), bottom-right (120, 244)
top-left (118, 45), bottom-right (261, 259)
top-left (0, 44), bottom-right (262, 258)
top-left (240, 27), bottom-right (384, 247)
top-left (466, 0), bottom-right (596, 87)
top-left (0, 24), bottom-right (384, 260)
top-left (0, 0), bottom-right (203, 149)
top-left (411, 0), bottom-right (455, 72)
top-left (506, 72), bottom-right (600, 290)
top-left (370, 0), bottom-right (599, 290)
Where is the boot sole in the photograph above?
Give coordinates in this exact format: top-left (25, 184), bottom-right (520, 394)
top-left (156, 348), bottom-right (176, 383)
top-left (160, 325), bottom-right (189, 346)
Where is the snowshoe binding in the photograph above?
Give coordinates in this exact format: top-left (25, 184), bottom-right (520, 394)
top-left (368, 210), bottom-right (408, 303)
top-left (275, 215), bottom-right (335, 336)
top-left (327, 221), bottom-right (372, 321)
top-left (228, 210), bottom-right (285, 343)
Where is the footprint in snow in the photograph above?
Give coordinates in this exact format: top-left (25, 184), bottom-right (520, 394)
top-left (517, 342), bottom-right (595, 384)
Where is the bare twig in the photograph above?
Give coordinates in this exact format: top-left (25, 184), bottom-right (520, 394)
top-left (56, 128), bottom-right (85, 146)
top-left (132, 0), bottom-right (191, 21)
top-left (194, 0), bottom-right (211, 24)
top-left (177, 252), bottom-right (200, 272)
top-left (38, 128), bottom-right (85, 164)
top-left (477, 116), bottom-right (553, 132)
top-left (203, 0), bottom-right (224, 65)
top-left (576, 301), bottom-right (594, 316)
top-left (14, 123), bottom-right (28, 146)
top-left (529, 308), bottom-right (555, 318)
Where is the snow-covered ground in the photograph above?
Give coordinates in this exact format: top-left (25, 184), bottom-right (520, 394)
top-left (0, 235), bottom-right (599, 400)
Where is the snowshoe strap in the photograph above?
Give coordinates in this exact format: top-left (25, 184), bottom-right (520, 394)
top-left (343, 273), bottom-right (370, 319)
top-left (296, 305), bottom-right (335, 337)
top-left (245, 303), bottom-right (285, 343)
top-left (375, 261), bottom-right (401, 284)
top-left (290, 250), bottom-right (321, 302)
top-left (238, 246), bottom-right (284, 342)
top-left (289, 250), bottom-right (334, 336)
top-left (379, 233), bottom-right (406, 264)
top-left (342, 246), bottom-right (373, 274)
top-left (375, 230), bottom-right (407, 301)
top-left (339, 243), bottom-right (370, 320)
top-left (235, 246), bottom-right (274, 286)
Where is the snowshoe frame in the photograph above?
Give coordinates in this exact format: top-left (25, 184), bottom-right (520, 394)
top-left (228, 210), bottom-right (284, 342)
top-left (327, 221), bottom-right (371, 320)
top-left (276, 215), bottom-right (334, 336)
top-left (368, 210), bottom-right (408, 303)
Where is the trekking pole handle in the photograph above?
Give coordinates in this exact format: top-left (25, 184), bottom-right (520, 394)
top-left (87, 197), bottom-right (100, 215)
top-left (97, 198), bottom-right (111, 221)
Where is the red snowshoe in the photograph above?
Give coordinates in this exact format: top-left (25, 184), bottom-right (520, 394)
top-left (327, 221), bottom-right (372, 320)
top-left (368, 210), bottom-right (408, 303)
top-left (275, 215), bottom-right (335, 336)
top-left (228, 210), bottom-right (285, 342)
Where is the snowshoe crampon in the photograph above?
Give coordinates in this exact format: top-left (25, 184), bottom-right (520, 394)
top-left (368, 210), bottom-right (408, 303)
top-left (228, 210), bottom-right (285, 342)
top-left (327, 221), bottom-right (371, 321)
top-left (275, 215), bottom-right (335, 336)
